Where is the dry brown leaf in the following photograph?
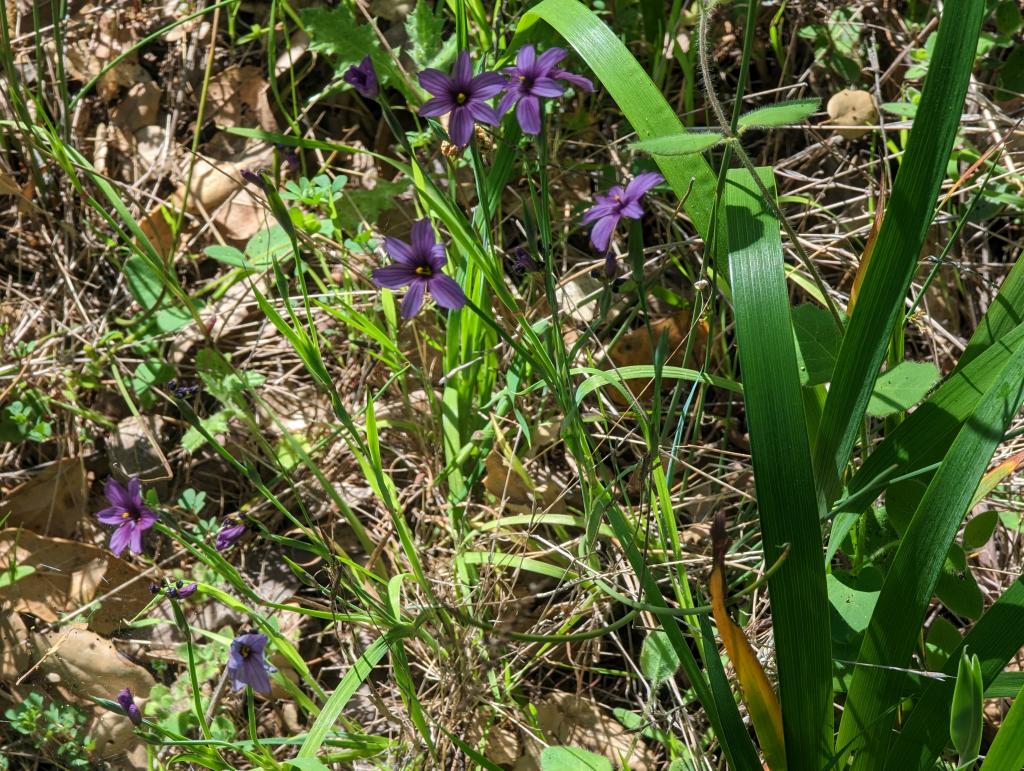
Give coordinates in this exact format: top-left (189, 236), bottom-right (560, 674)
top-left (0, 602), bottom-right (33, 681)
top-left (606, 310), bottom-right (709, 405)
top-left (107, 414), bottom-right (171, 484)
top-left (514, 691), bottom-right (656, 770)
top-left (111, 81), bottom-right (162, 134)
top-left (0, 169), bottom-right (21, 196)
top-left (826, 89), bottom-right (879, 139)
top-left (30, 625), bottom-right (154, 698)
top-left (207, 65), bottom-right (278, 132)
top-left (0, 457), bottom-right (88, 538)
top-left (62, 8), bottom-right (148, 101)
top-left (0, 529), bottom-right (152, 635)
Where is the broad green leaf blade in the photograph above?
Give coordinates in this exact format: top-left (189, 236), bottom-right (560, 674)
top-left (979, 678), bottom-right (1024, 770)
top-left (640, 630), bottom-right (681, 685)
top-left (727, 167), bottom-right (832, 766)
top-left (865, 361), bottom-right (939, 418)
top-left (297, 636), bottom-right (389, 757)
top-left (813, 1), bottom-right (986, 506)
top-left (826, 321), bottom-right (1024, 556)
top-left (630, 131), bottom-right (725, 156)
top-left (836, 342), bottom-right (1024, 768)
top-left (793, 303), bottom-right (843, 386)
top-left (516, 0), bottom-right (721, 248)
top-left (539, 746), bottom-right (611, 771)
top-left (884, 578), bottom-right (1024, 770)
top-left (958, 255), bottom-right (1024, 369)
top-left (737, 98), bottom-right (821, 131)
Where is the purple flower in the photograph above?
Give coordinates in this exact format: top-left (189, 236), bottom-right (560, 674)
top-left (418, 51), bottom-right (504, 148)
top-left (497, 45), bottom-right (594, 135)
top-left (215, 515), bottom-right (247, 551)
top-left (227, 632), bottom-right (276, 694)
top-left (167, 580), bottom-right (198, 599)
top-left (372, 218), bottom-right (468, 318)
top-left (581, 172), bottom-right (665, 252)
top-left (116, 687), bottom-right (142, 726)
top-left (95, 477), bottom-right (158, 557)
top-left (240, 169), bottom-right (268, 191)
top-left (343, 55), bottom-right (379, 99)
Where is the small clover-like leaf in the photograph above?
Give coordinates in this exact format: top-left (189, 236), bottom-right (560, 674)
top-left (630, 130), bottom-right (724, 156)
top-left (737, 98), bottom-right (821, 131)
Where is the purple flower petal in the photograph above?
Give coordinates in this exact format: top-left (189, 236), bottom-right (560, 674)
top-left (582, 201), bottom-right (618, 224)
top-left (497, 90), bottom-right (519, 116)
top-left (516, 44), bottom-right (537, 72)
top-left (109, 524), bottom-right (132, 557)
top-left (126, 477), bottom-right (143, 506)
top-left (516, 96), bottom-right (542, 135)
top-left (372, 263), bottom-right (418, 290)
top-left (427, 243), bottom-right (447, 272)
top-left (96, 506), bottom-right (129, 525)
top-left (400, 280), bottom-right (427, 318)
top-left (383, 236), bottom-right (415, 265)
top-left (538, 47), bottom-right (568, 72)
top-left (129, 524), bottom-right (145, 555)
top-left (452, 51), bottom-right (472, 88)
top-left (624, 171), bottom-right (664, 201)
top-left (620, 200), bottom-right (645, 219)
top-left (467, 101), bottom-right (500, 126)
top-left (417, 68), bottom-right (451, 95)
top-left (410, 219), bottom-right (436, 256)
top-left (530, 77), bottom-right (566, 98)
top-left (552, 68), bottom-right (594, 92)
top-left (419, 95), bottom-right (454, 118)
top-left (104, 478), bottom-right (132, 509)
top-left (227, 633), bottom-right (274, 694)
top-left (116, 688), bottom-right (142, 726)
top-left (216, 521), bottom-right (247, 551)
top-left (470, 72), bottom-right (506, 98)
top-left (448, 108), bottom-right (474, 147)
top-left (589, 214), bottom-right (619, 252)
top-left (137, 508), bottom-right (158, 529)
top-left (428, 274), bottom-right (468, 310)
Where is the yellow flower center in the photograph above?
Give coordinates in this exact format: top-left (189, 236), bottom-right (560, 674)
top-left (456, 92), bottom-right (467, 104)
top-left (240, 645), bottom-right (251, 658)
top-left (121, 511), bottom-right (132, 519)
top-left (415, 266), bottom-right (433, 276)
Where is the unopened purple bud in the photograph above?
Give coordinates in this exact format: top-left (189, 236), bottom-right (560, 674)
top-left (116, 687), bottom-right (142, 726)
top-left (240, 169), bottom-right (268, 191)
top-left (167, 581), bottom-right (198, 599)
top-left (343, 55), bottom-right (379, 99)
top-left (216, 515), bottom-right (247, 551)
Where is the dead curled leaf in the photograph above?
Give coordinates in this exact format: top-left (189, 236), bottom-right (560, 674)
top-left (826, 88), bottom-right (879, 139)
top-left (0, 457), bottom-right (88, 538)
top-left (606, 310), bottom-right (709, 405)
top-left (514, 691), bottom-right (656, 770)
top-left (0, 529), bottom-right (152, 635)
top-left (29, 624), bottom-right (155, 698)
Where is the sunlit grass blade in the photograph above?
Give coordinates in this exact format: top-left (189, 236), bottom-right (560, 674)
top-left (813, 1), bottom-right (986, 505)
top-left (883, 578), bottom-right (1024, 770)
top-left (958, 255), bottom-right (1024, 369)
top-left (836, 343), bottom-right (1024, 767)
top-left (978, 678), bottom-right (1024, 771)
top-left (727, 167), bottom-right (832, 767)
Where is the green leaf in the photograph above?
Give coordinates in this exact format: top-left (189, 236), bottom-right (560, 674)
top-left (935, 546), bottom-right (983, 619)
top-left (836, 331), bottom-right (1024, 767)
top-left (131, 359), bottom-right (174, 395)
top-left (950, 651), bottom-right (984, 766)
top-left (181, 409), bottom-right (231, 452)
top-left (301, 5), bottom-right (378, 75)
top-left (866, 361), bottom-right (939, 418)
top-left (203, 244), bottom-right (249, 268)
top-left (630, 131), bottom-right (724, 156)
top-left (727, 167), bottom-right (832, 766)
top-left (640, 630), bottom-right (681, 685)
top-left (886, 578), bottom-right (1024, 769)
top-left (737, 98), bottom-right (821, 131)
top-left (0, 565), bottom-right (35, 589)
top-left (924, 616), bottom-right (961, 670)
top-left (979, 678), bottom-right (1024, 770)
top-left (405, 0), bottom-right (457, 71)
top-left (827, 571), bottom-right (880, 638)
top-left (124, 255), bottom-right (165, 309)
top-left (812, 0), bottom-right (986, 507)
top-left (539, 747), bottom-right (612, 771)
top-left (963, 509), bottom-right (998, 550)
top-left (792, 303), bottom-right (842, 386)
